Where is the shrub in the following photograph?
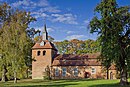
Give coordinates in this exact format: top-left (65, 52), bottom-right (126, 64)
top-left (43, 66), bottom-right (51, 80)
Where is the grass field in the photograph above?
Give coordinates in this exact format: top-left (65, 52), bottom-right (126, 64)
top-left (0, 79), bottom-right (130, 87)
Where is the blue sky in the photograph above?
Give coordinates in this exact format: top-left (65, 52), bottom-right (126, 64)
top-left (0, 0), bottom-right (130, 41)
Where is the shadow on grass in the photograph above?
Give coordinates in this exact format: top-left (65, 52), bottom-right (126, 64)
top-left (52, 79), bottom-right (97, 83)
top-left (0, 79), bottom-right (79, 87)
top-left (2, 83), bottom-right (78, 87)
top-left (88, 83), bottom-right (130, 87)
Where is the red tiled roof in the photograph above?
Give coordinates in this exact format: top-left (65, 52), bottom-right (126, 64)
top-left (32, 40), bottom-right (57, 50)
top-left (52, 53), bottom-right (101, 66)
top-left (54, 53), bottom-right (100, 60)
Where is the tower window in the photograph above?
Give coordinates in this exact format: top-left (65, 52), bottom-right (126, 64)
top-left (43, 51), bottom-right (46, 56)
top-left (37, 51), bottom-right (40, 56)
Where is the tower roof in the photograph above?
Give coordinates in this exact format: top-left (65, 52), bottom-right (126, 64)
top-left (43, 24), bottom-right (47, 33)
top-left (42, 23), bottom-right (48, 40)
top-left (32, 23), bottom-right (56, 50)
top-left (32, 40), bottom-right (57, 51)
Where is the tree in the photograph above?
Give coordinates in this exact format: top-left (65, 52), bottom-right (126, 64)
top-left (48, 36), bottom-right (54, 42)
top-left (98, 55), bottom-right (111, 79)
top-left (54, 39), bottom-right (100, 54)
top-left (0, 3), bottom-right (12, 82)
top-left (0, 3), bottom-right (35, 83)
top-left (0, 3), bottom-right (11, 27)
top-left (89, 0), bottom-right (130, 85)
top-left (55, 40), bottom-right (70, 54)
top-left (43, 66), bottom-right (51, 80)
top-left (26, 28), bottom-right (40, 41)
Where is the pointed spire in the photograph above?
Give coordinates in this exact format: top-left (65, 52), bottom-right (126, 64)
top-left (43, 24), bottom-right (47, 33)
top-left (42, 19), bottom-right (48, 40)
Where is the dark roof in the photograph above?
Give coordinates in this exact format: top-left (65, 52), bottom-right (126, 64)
top-left (52, 53), bottom-right (101, 66)
top-left (54, 53), bottom-right (100, 60)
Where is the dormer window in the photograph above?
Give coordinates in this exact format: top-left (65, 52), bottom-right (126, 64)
top-left (37, 51), bottom-right (40, 56)
top-left (40, 41), bottom-right (45, 46)
top-left (43, 51), bottom-right (46, 56)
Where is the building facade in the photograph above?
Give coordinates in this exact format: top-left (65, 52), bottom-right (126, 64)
top-left (32, 25), bottom-right (117, 79)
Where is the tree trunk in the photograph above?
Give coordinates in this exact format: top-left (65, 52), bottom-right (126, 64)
top-left (14, 71), bottom-right (17, 83)
top-left (26, 69), bottom-right (28, 79)
top-left (1, 65), bottom-right (6, 82)
top-left (120, 67), bottom-right (129, 85)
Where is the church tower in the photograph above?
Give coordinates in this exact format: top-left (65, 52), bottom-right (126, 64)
top-left (32, 24), bottom-right (57, 79)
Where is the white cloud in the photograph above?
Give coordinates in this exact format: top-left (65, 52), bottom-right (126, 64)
top-left (36, 0), bottom-right (49, 7)
top-left (47, 27), bottom-right (54, 32)
top-left (31, 7), bottom-right (61, 19)
top-left (11, 0), bottom-right (60, 13)
top-left (40, 7), bottom-right (61, 13)
top-left (11, 0), bottom-right (60, 19)
top-left (50, 13), bottom-right (78, 24)
top-left (31, 12), bottom-right (49, 19)
top-left (67, 31), bottom-right (75, 34)
top-left (66, 35), bottom-right (86, 40)
top-left (11, 0), bottom-right (49, 8)
top-left (76, 19), bottom-right (90, 30)
top-left (84, 20), bottom-right (90, 27)
top-left (79, 26), bottom-right (87, 29)
top-left (11, 0), bottom-right (32, 7)
top-left (10, 0), bottom-right (78, 25)
top-left (84, 20), bottom-right (90, 24)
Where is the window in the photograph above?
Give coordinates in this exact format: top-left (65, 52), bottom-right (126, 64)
top-left (40, 41), bottom-right (45, 46)
top-left (74, 68), bottom-right (78, 76)
top-left (55, 68), bottom-right (59, 76)
top-left (62, 68), bottom-right (66, 76)
top-left (43, 51), bottom-right (46, 56)
top-left (37, 51), bottom-right (40, 56)
top-left (91, 67), bottom-right (96, 74)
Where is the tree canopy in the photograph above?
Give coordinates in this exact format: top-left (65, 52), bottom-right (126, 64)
top-left (89, 0), bottom-right (130, 85)
top-left (0, 3), bottom-right (35, 83)
top-left (54, 39), bottom-right (100, 54)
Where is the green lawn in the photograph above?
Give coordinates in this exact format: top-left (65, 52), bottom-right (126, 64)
top-left (0, 79), bottom-right (130, 87)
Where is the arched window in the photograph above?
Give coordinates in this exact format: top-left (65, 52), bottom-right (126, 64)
top-left (37, 51), bottom-right (40, 56)
top-left (74, 68), bottom-right (78, 76)
top-left (43, 51), bottom-right (46, 56)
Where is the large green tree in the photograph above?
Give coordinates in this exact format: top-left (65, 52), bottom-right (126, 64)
top-left (0, 3), bottom-right (12, 82)
top-left (0, 3), bottom-right (35, 83)
top-left (90, 0), bottom-right (130, 85)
